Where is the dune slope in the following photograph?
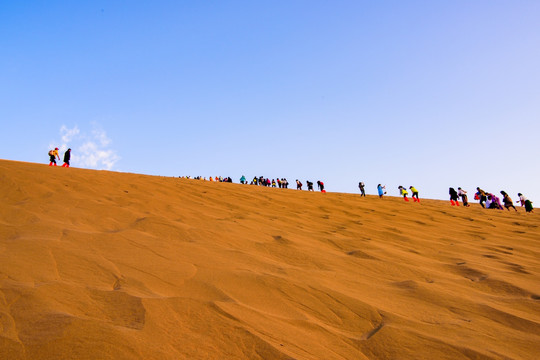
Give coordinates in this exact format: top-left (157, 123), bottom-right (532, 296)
top-left (0, 160), bottom-right (539, 360)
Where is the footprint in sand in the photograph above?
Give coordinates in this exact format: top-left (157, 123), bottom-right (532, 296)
top-left (347, 250), bottom-right (377, 260)
top-left (272, 235), bottom-right (291, 245)
top-left (484, 246), bottom-right (513, 255)
top-left (362, 321), bottom-right (385, 340)
top-left (502, 262), bottom-right (529, 274)
top-left (392, 280), bottom-right (419, 290)
top-left (453, 264), bottom-right (488, 282)
top-left (113, 277), bottom-right (124, 290)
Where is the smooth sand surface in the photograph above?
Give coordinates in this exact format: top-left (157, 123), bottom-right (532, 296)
top-left (1, 159), bottom-right (539, 360)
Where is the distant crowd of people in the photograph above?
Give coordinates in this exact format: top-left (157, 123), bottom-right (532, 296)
top-left (182, 175), bottom-right (326, 192)
top-left (181, 176), bottom-right (533, 213)
top-left (49, 147), bottom-right (532, 214)
top-left (367, 182), bottom-right (533, 213)
top-left (472, 187), bottom-right (533, 213)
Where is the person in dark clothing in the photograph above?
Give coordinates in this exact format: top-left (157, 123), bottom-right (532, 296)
top-left (476, 187), bottom-right (487, 208)
top-left (358, 182), bottom-right (366, 197)
top-left (306, 181), bottom-right (314, 191)
top-left (500, 191), bottom-right (517, 211)
top-left (62, 148), bottom-right (71, 167)
top-left (449, 187), bottom-right (460, 206)
top-left (317, 180), bottom-right (324, 192)
top-left (296, 179), bottom-right (302, 190)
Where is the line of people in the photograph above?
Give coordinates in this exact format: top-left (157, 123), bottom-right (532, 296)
top-left (367, 181), bottom-right (533, 213)
top-left (178, 174), bottom-right (536, 213)
top-left (47, 148), bottom-right (534, 213)
top-left (372, 184), bottom-right (420, 203)
top-left (181, 176), bottom-right (233, 182)
top-left (298, 180), bottom-right (325, 192)
top-left (473, 188), bottom-right (533, 212)
top-left (449, 187), bottom-right (469, 207)
top-left (244, 176), bottom-right (290, 188)
top-left (183, 175), bottom-right (328, 193)
top-left (48, 147), bottom-right (71, 167)
top-left (239, 176), bottom-right (326, 192)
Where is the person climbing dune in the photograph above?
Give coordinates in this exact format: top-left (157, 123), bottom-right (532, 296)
top-left (398, 186), bottom-right (409, 202)
top-left (409, 186), bottom-right (420, 202)
top-left (48, 147), bottom-right (60, 166)
top-left (62, 148), bottom-right (71, 167)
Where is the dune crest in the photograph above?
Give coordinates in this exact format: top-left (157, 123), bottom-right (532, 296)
top-left (1, 160), bottom-right (539, 359)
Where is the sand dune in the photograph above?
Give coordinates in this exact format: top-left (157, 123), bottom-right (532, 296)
top-left (0, 159), bottom-right (539, 359)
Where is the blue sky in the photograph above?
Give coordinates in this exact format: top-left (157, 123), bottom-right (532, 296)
top-left (1, 1), bottom-right (539, 202)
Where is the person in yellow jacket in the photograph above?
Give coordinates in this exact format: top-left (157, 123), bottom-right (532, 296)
top-left (409, 186), bottom-right (420, 202)
top-left (48, 147), bottom-right (60, 166)
top-left (398, 185), bottom-right (409, 202)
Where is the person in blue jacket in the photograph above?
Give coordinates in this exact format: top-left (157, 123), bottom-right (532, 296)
top-left (377, 184), bottom-right (386, 198)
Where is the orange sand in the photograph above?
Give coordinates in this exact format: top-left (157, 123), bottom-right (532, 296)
top-left (0, 159), bottom-right (539, 359)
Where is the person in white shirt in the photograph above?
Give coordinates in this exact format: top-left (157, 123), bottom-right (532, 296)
top-left (457, 187), bottom-right (469, 207)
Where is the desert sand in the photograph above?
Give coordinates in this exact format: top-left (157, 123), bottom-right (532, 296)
top-left (0, 159), bottom-right (539, 360)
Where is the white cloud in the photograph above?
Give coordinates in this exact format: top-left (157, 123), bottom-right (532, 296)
top-left (92, 126), bottom-right (112, 147)
top-left (60, 125), bottom-right (80, 143)
top-left (52, 124), bottom-right (120, 170)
